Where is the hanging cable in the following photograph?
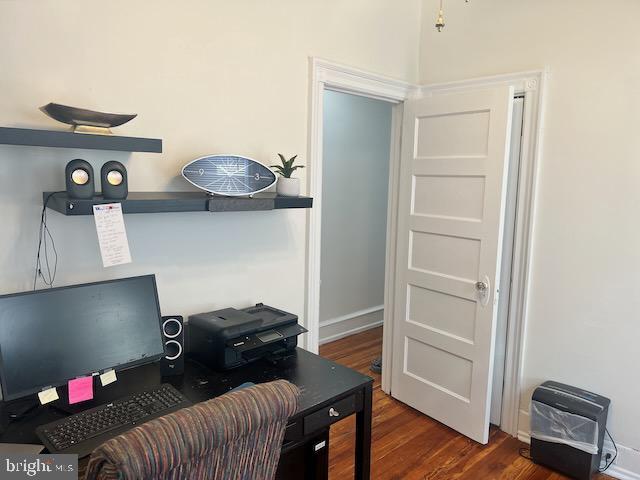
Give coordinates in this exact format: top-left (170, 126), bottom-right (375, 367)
top-left (33, 192), bottom-right (63, 290)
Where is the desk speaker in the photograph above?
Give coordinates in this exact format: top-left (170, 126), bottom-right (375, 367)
top-left (100, 161), bottom-right (128, 199)
top-left (161, 316), bottom-right (184, 376)
top-left (65, 159), bottom-right (95, 199)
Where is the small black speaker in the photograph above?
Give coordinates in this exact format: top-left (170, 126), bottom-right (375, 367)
top-left (161, 316), bottom-right (184, 376)
top-left (65, 159), bottom-right (95, 199)
top-left (100, 161), bottom-right (128, 199)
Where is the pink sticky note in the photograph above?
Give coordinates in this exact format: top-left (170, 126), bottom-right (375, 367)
top-left (68, 376), bottom-right (94, 404)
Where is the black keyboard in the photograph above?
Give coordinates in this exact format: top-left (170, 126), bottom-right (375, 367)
top-left (36, 384), bottom-right (192, 458)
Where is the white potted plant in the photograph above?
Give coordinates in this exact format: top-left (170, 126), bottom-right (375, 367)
top-left (271, 154), bottom-right (304, 197)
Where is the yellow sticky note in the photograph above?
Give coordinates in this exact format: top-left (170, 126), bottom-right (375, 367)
top-left (38, 387), bottom-right (59, 405)
top-left (99, 369), bottom-right (117, 387)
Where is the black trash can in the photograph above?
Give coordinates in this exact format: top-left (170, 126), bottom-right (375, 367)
top-left (530, 381), bottom-right (610, 480)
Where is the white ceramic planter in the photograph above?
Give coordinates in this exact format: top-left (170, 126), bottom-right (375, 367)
top-left (276, 177), bottom-right (300, 197)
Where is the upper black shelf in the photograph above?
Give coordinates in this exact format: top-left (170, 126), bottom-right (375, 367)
top-left (44, 192), bottom-right (313, 215)
top-left (0, 127), bottom-right (162, 153)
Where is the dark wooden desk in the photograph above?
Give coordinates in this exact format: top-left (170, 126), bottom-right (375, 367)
top-left (0, 348), bottom-right (373, 480)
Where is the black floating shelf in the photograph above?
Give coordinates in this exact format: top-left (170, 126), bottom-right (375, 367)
top-left (0, 127), bottom-right (162, 153)
top-left (44, 192), bottom-right (313, 215)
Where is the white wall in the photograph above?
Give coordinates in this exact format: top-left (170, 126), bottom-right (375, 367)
top-left (0, 1), bottom-right (422, 343)
top-left (419, 0), bottom-right (640, 475)
top-left (319, 90), bottom-right (392, 342)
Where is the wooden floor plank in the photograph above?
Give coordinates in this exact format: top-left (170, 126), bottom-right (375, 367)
top-left (320, 327), bottom-right (610, 480)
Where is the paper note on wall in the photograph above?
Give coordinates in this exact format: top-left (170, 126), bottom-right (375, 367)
top-left (93, 203), bottom-right (132, 268)
top-left (68, 376), bottom-right (94, 404)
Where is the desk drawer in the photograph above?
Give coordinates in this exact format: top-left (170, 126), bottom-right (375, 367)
top-left (283, 420), bottom-right (303, 446)
top-left (303, 394), bottom-right (357, 434)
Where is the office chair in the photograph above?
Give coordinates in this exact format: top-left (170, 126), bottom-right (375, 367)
top-left (83, 380), bottom-right (300, 480)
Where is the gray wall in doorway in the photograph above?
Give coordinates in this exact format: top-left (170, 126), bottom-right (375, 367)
top-left (319, 90), bottom-right (392, 342)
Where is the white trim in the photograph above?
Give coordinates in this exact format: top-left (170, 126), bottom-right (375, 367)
top-left (305, 57), bottom-right (416, 355)
top-left (518, 408), bottom-right (531, 435)
top-left (501, 71), bottom-right (547, 437)
top-left (381, 103), bottom-right (405, 395)
top-left (319, 319), bottom-right (384, 345)
top-left (319, 304), bottom-right (384, 328)
top-left (609, 463), bottom-right (640, 480)
top-left (598, 444), bottom-right (640, 480)
top-left (313, 58), bottom-right (414, 104)
top-left (419, 69), bottom-right (549, 96)
top-left (517, 430), bottom-right (531, 444)
top-left (418, 69), bottom-right (548, 438)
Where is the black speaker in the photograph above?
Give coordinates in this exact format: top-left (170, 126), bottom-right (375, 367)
top-left (65, 159), bottom-right (95, 199)
top-left (160, 316), bottom-right (184, 376)
top-left (100, 161), bottom-right (128, 199)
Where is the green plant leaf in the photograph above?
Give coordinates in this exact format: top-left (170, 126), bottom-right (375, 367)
top-left (272, 154), bottom-right (301, 178)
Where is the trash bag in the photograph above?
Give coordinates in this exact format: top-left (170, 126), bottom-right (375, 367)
top-left (530, 400), bottom-right (599, 454)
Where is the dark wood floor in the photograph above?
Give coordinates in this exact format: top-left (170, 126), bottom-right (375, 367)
top-left (320, 327), bottom-right (608, 480)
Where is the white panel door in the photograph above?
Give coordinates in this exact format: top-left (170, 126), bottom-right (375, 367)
top-left (390, 86), bottom-right (514, 444)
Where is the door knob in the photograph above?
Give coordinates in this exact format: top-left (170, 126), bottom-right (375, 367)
top-left (475, 276), bottom-right (491, 307)
top-left (328, 407), bottom-right (340, 417)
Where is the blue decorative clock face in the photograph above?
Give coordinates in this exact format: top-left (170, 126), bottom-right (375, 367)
top-left (182, 155), bottom-right (277, 196)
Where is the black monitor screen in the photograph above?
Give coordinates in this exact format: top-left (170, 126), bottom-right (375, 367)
top-left (0, 275), bottom-right (165, 401)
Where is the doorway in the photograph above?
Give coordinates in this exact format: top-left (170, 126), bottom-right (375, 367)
top-left (307, 59), bottom-right (545, 442)
top-left (318, 90), bottom-right (393, 344)
top-left (304, 57), bottom-right (411, 353)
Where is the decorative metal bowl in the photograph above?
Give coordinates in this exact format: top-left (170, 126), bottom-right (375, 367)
top-left (40, 102), bottom-right (137, 134)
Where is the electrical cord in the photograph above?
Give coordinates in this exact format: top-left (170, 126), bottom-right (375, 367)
top-left (33, 192), bottom-right (63, 290)
top-left (599, 428), bottom-right (617, 473)
top-left (519, 447), bottom-right (532, 460)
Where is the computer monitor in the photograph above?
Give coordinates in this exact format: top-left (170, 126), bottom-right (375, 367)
top-left (0, 275), bottom-right (166, 401)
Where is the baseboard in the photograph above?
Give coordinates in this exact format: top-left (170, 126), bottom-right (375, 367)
top-left (607, 464), bottom-right (640, 480)
top-left (517, 430), bottom-right (530, 444)
top-left (319, 305), bottom-right (383, 344)
top-left (606, 445), bottom-right (640, 480)
top-left (516, 409), bottom-right (640, 479)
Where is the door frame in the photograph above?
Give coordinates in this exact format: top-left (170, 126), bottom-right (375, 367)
top-left (381, 70), bottom-right (548, 436)
top-left (305, 60), bottom-right (547, 438)
top-left (304, 57), bottom-right (415, 353)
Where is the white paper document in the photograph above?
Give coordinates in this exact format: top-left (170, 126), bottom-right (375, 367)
top-left (93, 203), bottom-right (132, 268)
